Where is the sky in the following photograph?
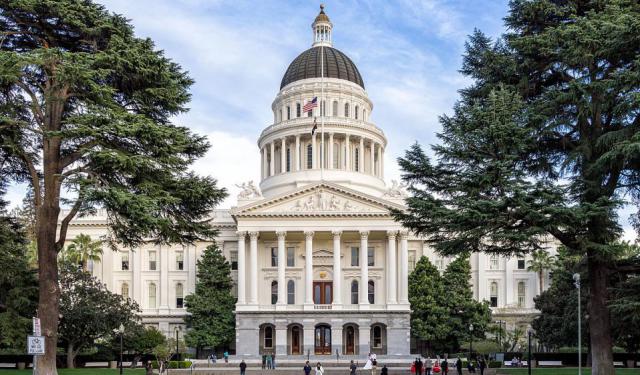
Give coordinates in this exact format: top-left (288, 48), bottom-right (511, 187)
top-left (4, 0), bottom-right (637, 241)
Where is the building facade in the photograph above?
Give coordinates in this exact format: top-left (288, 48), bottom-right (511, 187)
top-left (62, 6), bottom-right (551, 358)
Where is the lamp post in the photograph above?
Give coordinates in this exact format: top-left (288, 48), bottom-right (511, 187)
top-left (573, 273), bottom-right (581, 375)
top-left (496, 320), bottom-right (504, 351)
top-left (116, 324), bottom-right (125, 375)
top-left (174, 326), bottom-right (182, 361)
top-left (469, 324), bottom-right (474, 360)
top-left (527, 330), bottom-right (532, 375)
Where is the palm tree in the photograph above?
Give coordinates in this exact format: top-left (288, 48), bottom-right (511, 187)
top-left (65, 233), bottom-right (103, 272)
top-left (527, 249), bottom-right (555, 294)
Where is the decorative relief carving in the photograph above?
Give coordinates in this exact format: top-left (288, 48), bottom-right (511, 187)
top-left (383, 180), bottom-right (407, 198)
top-left (287, 190), bottom-right (371, 212)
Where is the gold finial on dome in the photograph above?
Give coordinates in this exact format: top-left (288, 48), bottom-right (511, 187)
top-left (314, 4), bottom-right (330, 23)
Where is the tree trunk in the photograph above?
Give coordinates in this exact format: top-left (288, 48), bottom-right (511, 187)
top-left (588, 255), bottom-right (614, 375)
top-left (66, 343), bottom-right (75, 369)
top-left (538, 271), bottom-right (544, 294)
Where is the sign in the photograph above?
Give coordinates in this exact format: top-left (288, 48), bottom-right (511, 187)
top-left (27, 336), bottom-right (45, 355)
top-left (33, 317), bottom-right (41, 336)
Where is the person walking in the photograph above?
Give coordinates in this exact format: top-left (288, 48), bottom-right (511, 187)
top-left (425, 357), bottom-right (433, 375)
top-left (262, 355), bottom-right (266, 369)
top-left (441, 356), bottom-right (449, 375)
top-left (239, 360), bottom-right (247, 375)
top-left (350, 360), bottom-right (357, 375)
top-left (266, 354), bottom-right (273, 369)
top-left (478, 356), bottom-right (486, 375)
top-left (304, 361), bottom-right (312, 375)
top-left (272, 353), bottom-right (276, 369)
top-left (371, 352), bottom-right (378, 375)
top-left (381, 364), bottom-right (388, 375)
top-left (455, 357), bottom-right (462, 375)
top-left (416, 357), bottom-right (423, 375)
top-left (224, 351), bottom-right (229, 363)
top-left (315, 362), bottom-right (324, 375)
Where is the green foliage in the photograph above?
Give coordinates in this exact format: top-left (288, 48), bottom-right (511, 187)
top-left (184, 244), bottom-right (235, 351)
top-left (150, 361), bottom-right (192, 369)
top-left (110, 325), bottom-right (165, 358)
top-left (62, 234), bottom-right (103, 271)
top-left (58, 264), bottom-right (140, 367)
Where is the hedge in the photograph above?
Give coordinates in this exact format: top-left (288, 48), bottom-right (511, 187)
top-left (151, 361), bottom-right (192, 369)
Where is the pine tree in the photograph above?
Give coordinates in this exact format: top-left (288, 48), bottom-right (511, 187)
top-left (0, 2), bottom-right (227, 372)
top-left (184, 244), bottom-right (235, 354)
top-left (395, 2), bottom-right (640, 373)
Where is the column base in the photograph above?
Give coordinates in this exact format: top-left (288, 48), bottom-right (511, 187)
top-left (396, 302), bottom-right (411, 310)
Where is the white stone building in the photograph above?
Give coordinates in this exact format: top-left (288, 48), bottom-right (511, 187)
top-left (62, 6), bottom-right (551, 358)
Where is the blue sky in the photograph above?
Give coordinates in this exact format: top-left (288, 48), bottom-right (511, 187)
top-left (4, 0), bottom-right (636, 241)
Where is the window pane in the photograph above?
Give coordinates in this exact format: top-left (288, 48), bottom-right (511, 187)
top-left (230, 250), bottom-right (238, 270)
top-left (287, 247), bottom-right (295, 267)
top-left (287, 280), bottom-right (295, 304)
top-left (271, 247), bottom-right (277, 267)
top-left (351, 247), bottom-right (359, 266)
top-left (351, 281), bottom-right (358, 304)
top-left (368, 280), bottom-right (375, 304)
top-left (368, 247), bottom-right (374, 266)
top-left (517, 258), bottom-right (526, 270)
top-left (176, 251), bottom-right (184, 270)
top-left (271, 281), bottom-right (278, 305)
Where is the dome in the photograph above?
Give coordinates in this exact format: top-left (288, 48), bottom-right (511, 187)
top-left (280, 46), bottom-right (365, 90)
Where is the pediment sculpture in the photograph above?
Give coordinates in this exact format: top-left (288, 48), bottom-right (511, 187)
top-left (236, 180), bottom-right (262, 199)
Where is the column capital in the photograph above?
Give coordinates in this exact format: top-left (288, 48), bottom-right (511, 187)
top-left (304, 231), bottom-right (315, 239)
top-left (386, 230), bottom-right (397, 239)
top-left (332, 230), bottom-right (342, 237)
top-left (398, 230), bottom-right (409, 239)
top-left (248, 231), bottom-right (259, 240)
top-left (359, 230), bottom-right (369, 240)
top-left (236, 231), bottom-right (247, 238)
top-left (276, 231), bottom-right (287, 239)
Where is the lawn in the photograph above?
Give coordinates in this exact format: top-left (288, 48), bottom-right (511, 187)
top-left (0, 370), bottom-right (146, 375)
top-left (496, 369), bottom-right (640, 375)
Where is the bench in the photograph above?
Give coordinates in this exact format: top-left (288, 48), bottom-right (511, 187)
top-left (613, 361), bottom-right (624, 367)
top-left (538, 361), bottom-right (563, 367)
top-left (503, 361), bottom-right (527, 367)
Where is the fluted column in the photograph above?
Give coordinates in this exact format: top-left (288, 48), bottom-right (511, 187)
top-left (359, 137), bottom-right (364, 172)
top-left (370, 141), bottom-right (375, 175)
top-left (332, 230), bottom-right (342, 306)
top-left (399, 231), bottom-right (409, 304)
top-left (376, 145), bottom-right (382, 177)
top-left (237, 231), bottom-right (246, 305)
top-left (311, 134), bottom-right (317, 169)
top-left (381, 147), bottom-right (385, 177)
top-left (159, 245), bottom-right (169, 310)
top-left (276, 231), bottom-right (286, 306)
top-left (328, 133), bottom-right (334, 169)
top-left (295, 134), bottom-right (301, 171)
top-left (269, 141), bottom-right (275, 176)
top-left (305, 231), bottom-right (314, 305)
top-left (386, 231), bottom-right (397, 305)
top-left (345, 134), bottom-right (350, 171)
top-left (359, 231), bottom-right (369, 305)
top-left (249, 231), bottom-right (259, 305)
top-left (280, 137), bottom-right (286, 173)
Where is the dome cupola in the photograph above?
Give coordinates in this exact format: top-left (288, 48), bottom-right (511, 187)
top-left (312, 4), bottom-right (332, 47)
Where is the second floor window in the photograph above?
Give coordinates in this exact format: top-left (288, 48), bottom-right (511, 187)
top-left (230, 250), bottom-right (238, 270)
top-left (351, 247), bottom-right (359, 266)
top-left (296, 103), bottom-right (301, 117)
top-left (368, 247), bottom-right (375, 266)
top-left (351, 280), bottom-right (359, 304)
top-left (489, 255), bottom-right (498, 270)
top-left (176, 283), bottom-right (184, 308)
top-left (149, 251), bottom-right (157, 271)
top-left (271, 247), bottom-right (278, 267)
top-left (271, 281), bottom-right (278, 304)
top-left (517, 257), bottom-right (526, 270)
top-left (176, 251), bottom-right (184, 270)
top-left (490, 282), bottom-right (498, 307)
top-left (307, 144), bottom-right (313, 169)
top-left (517, 282), bottom-right (526, 307)
top-left (287, 247), bottom-right (295, 267)
top-left (121, 253), bottom-right (129, 270)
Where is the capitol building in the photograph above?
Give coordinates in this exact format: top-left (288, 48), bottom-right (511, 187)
top-left (62, 6), bottom-right (550, 358)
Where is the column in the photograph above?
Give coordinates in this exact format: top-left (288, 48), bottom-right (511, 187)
top-left (159, 246), bottom-right (169, 310)
top-left (358, 323), bottom-right (371, 355)
top-left (295, 134), bottom-right (301, 171)
top-left (359, 231), bottom-right (369, 305)
top-left (398, 231), bottom-right (409, 304)
top-left (276, 231), bottom-right (286, 306)
top-left (249, 231), bottom-right (259, 305)
top-left (237, 231), bottom-right (246, 305)
top-left (188, 244), bottom-right (197, 294)
top-left (328, 133), bottom-right (334, 169)
top-left (275, 321), bottom-right (288, 356)
top-left (345, 134), bottom-right (350, 171)
top-left (376, 145), bottom-right (382, 177)
top-left (506, 257), bottom-right (514, 305)
top-left (132, 249), bottom-right (141, 303)
top-left (332, 230), bottom-right (342, 306)
top-left (386, 231), bottom-right (397, 305)
top-left (370, 141), bottom-right (375, 175)
top-left (311, 133), bottom-right (317, 169)
top-left (359, 137), bottom-right (364, 173)
top-left (269, 141), bottom-right (275, 176)
top-left (280, 137), bottom-right (286, 173)
top-left (260, 148), bottom-right (264, 180)
top-left (381, 147), bottom-right (385, 177)
top-left (305, 231), bottom-right (314, 305)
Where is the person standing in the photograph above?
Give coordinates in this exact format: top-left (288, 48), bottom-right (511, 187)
top-left (381, 364), bottom-right (388, 375)
top-left (455, 357), bottom-right (462, 375)
top-left (425, 357), bottom-right (433, 375)
top-left (416, 357), bottom-right (423, 375)
top-left (266, 354), bottom-right (273, 369)
top-left (315, 362), bottom-right (324, 375)
top-left (478, 356), bottom-right (486, 375)
top-left (224, 351), bottom-right (229, 363)
top-left (350, 360), bottom-right (357, 375)
top-left (239, 360), bottom-right (247, 375)
top-left (262, 355), bottom-right (266, 369)
top-left (441, 356), bottom-right (449, 375)
top-left (304, 361), bottom-right (312, 375)
top-left (371, 352), bottom-right (378, 375)
top-left (272, 353), bottom-right (276, 370)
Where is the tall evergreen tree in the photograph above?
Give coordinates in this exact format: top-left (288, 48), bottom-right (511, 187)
top-left (184, 244), bottom-right (235, 353)
top-left (0, 1), bottom-right (226, 372)
top-left (395, 2), bottom-right (640, 373)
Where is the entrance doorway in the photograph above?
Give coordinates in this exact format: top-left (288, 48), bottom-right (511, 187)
top-left (313, 282), bottom-right (332, 304)
top-left (291, 326), bottom-right (301, 355)
top-left (345, 325), bottom-right (355, 355)
top-left (314, 325), bottom-right (331, 355)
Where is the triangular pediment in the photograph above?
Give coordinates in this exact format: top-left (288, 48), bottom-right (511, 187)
top-left (231, 182), bottom-right (404, 218)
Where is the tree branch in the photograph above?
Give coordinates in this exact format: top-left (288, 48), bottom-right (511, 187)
top-left (15, 147), bottom-right (41, 209)
top-left (60, 140), bottom-right (100, 169)
top-left (56, 198), bottom-right (83, 252)
top-left (15, 81), bottom-right (44, 127)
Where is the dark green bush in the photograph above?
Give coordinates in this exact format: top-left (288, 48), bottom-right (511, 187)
top-left (488, 361), bottom-right (502, 368)
top-left (150, 360), bottom-right (192, 369)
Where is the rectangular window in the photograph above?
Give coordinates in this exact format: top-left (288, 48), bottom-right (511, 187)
top-left (286, 247), bottom-right (295, 267)
top-left (176, 297), bottom-right (184, 308)
top-left (517, 258), bottom-right (526, 270)
top-left (306, 145), bottom-right (313, 169)
top-left (286, 148), bottom-right (291, 172)
top-left (271, 247), bottom-right (278, 267)
top-left (287, 106), bottom-right (291, 120)
top-left (230, 250), bottom-right (238, 270)
top-left (121, 253), bottom-right (129, 271)
top-left (149, 251), bottom-right (157, 271)
top-left (490, 297), bottom-right (498, 307)
top-left (489, 255), bottom-right (498, 270)
top-left (296, 103), bottom-right (301, 117)
top-left (408, 251), bottom-right (416, 272)
top-left (351, 247), bottom-right (359, 267)
top-left (176, 251), bottom-right (184, 271)
top-left (368, 247), bottom-right (375, 266)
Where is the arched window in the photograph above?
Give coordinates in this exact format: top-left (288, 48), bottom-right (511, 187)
top-left (306, 144), bottom-right (313, 169)
top-left (489, 255), bottom-right (498, 270)
top-left (264, 326), bottom-right (273, 348)
top-left (279, 108), bottom-right (283, 122)
top-left (296, 103), bottom-right (301, 117)
top-left (355, 105), bottom-right (359, 120)
top-left (332, 101), bottom-right (338, 116)
top-left (351, 280), bottom-right (359, 304)
top-left (333, 143), bottom-right (339, 169)
top-left (517, 281), bottom-right (526, 307)
top-left (121, 283), bottom-right (129, 298)
top-left (368, 280), bottom-right (375, 304)
top-left (176, 283), bottom-right (184, 308)
top-left (372, 326), bottom-right (382, 348)
top-left (363, 109), bottom-right (367, 121)
top-left (287, 106), bottom-right (291, 120)
top-left (148, 283), bottom-right (157, 308)
top-left (286, 148), bottom-right (291, 172)
top-left (354, 148), bottom-right (359, 172)
top-left (287, 280), bottom-right (295, 304)
top-left (271, 281), bottom-right (278, 305)
top-left (344, 103), bottom-right (350, 118)
top-left (490, 282), bottom-right (498, 307)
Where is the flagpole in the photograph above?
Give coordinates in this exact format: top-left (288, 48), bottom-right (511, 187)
top-left (320, 44), bottom-right (325, 181)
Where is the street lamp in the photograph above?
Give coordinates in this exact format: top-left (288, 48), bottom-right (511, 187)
top-left (495, 320), bottom-right (504, 351)
top-left (174, 326), bottom-right (182, 361)
top-left (527, 330), bottom-right (532, 375)
top-left (116, 324), bottom-right (125, 375)
top-left (469, 324), bottom-right (474, 360)
top-left (573, 273), bottom-right (581, 375)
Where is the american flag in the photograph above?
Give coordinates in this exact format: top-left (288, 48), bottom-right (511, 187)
top-left (303, 97), bottom-right (318, 112)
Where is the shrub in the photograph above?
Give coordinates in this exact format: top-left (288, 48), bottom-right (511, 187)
top-left (151, 360), bottom-right (192, 369)
top-left (488, 361), bottom-right (502, 368)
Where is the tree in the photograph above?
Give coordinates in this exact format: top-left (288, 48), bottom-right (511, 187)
top-left (184, 244), bottom-right (235, 353)
top-left (441, 254), bottom-right (491, 351)
top-left (394, 1), bottom-right (640, 372)
top-left (0, 1), bottom-right (226, 372)
top-left (527, 249), bottom-right (555, 294)
top-left (110, 324), bottom-right (165, 368)
top-left (408, 256), bottom-right (449, 354)
top-left (63, 233), bottom-right (103, 271)
top-left (58, 264), bottom-right (140, 368)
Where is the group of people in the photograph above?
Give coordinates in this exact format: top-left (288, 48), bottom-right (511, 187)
top-left (412, 355), bottom-right (487, 375)
top-left (207, 351), bottom-right (230, 364)
top-left (262, 354), bottom-right (277, 369)
top-left (510, 356), bottom-right (524, 367)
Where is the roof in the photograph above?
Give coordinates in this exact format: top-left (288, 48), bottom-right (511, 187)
top-left (280, 46), bottom-right (365, 90)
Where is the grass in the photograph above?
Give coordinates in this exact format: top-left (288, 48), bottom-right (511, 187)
top-left (0, 370), bottom-right (146, 375)
top-left (496, 369), bottom-right (640, 375)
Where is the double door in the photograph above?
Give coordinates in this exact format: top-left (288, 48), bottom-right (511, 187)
top-left (313, 281), bottom-right (332, 305)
